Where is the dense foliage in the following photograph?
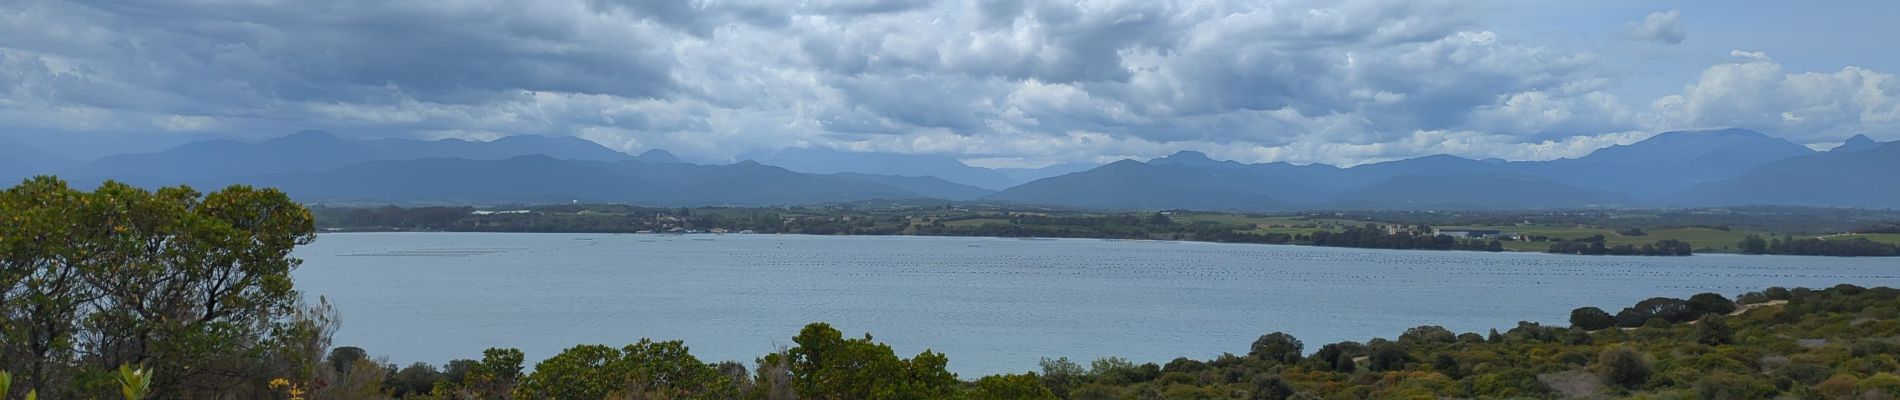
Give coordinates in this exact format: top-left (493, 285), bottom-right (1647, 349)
top-left (1, 177), bottom-right (326, 398)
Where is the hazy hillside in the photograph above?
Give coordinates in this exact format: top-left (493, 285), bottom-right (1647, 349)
top-left (189, 157), bottom-right (934, 206)
top-left (986, 160), bottom-right (1299, 211)
top-left (991, 129), bottom-right (1823, 210)
top-left (367, 135), bottom-right (634, 162)
top-left (20, 128), bottom-right (1885, 210)
top-left (601, 160), bottom-right (930, 206)
top-left (634, 149), bottom-right (685, 164)
top-left (221, 156), bottom-right (652, 205)
top-left (1670, 141), bottom-right (1900, 209)
top-left (755, 148), bottom-right (1023, 190)
top-left (0, 138), bottom-right (74, 181)
top-left (1331, 174), bottom-right (1635, 209)
top-left (823, 172), bottom-right (997, 201)
top-left (1831, 134), bottom-right (1882, 153)
top-left (1526, 129), bottom-right (1818, 197)
top-left (82, 131), bottom-right (635, 179)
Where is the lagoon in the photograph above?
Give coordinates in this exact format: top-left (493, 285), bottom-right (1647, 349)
top-left (294, 232), bottom-right (1900, 375)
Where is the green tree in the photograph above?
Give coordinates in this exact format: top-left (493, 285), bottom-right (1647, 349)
top-left (1737, 235), bottom-right (1769, 254)
top-left (328, 347), bottom-right (369, 375)
top-left (1248, 332), bottom-right (1303, 364)
top-left (1366, 344), bottom-right (1410, 371)
top-left (462, 348), bottom-right (524, 399)
top-left (787, 323), bottom-right (957, 400)
top-left (2, 178), bottom-right (318, 396)
top-left (0, 177), bottom-right (93, 392)
top-left (1687, 292), bottom-right (1737, 315)
top-left (1398, 325), bottom-right (1456, 345)
top-left (516, 344), bottom-right (622, 400)
top-left (971, 373), bottom-right (1056, 400)
top-left (615, 339), bottom-right (734, 399)
top-left (1569, 307), bottom-right (1616, 331)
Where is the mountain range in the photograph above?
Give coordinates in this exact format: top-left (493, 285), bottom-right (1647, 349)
top-left (992, 129), bottom-right (1897, 210)
top-left (3, 129), bottom-right (1893, 209)
top-left (748, 147), bottom-right (1093, 190)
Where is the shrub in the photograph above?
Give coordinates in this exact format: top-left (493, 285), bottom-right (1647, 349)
top-left (1688, 293), bottom-right (1738, 315)
top-left (1596, 347), bottom-right (1652, 390)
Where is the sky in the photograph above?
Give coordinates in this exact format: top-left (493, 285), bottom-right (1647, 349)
top-left (2, 0), bottom-right (1898, 167)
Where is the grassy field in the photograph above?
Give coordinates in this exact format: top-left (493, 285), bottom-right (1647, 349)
top-left (939, 218), bottom-right (1013, 227)
top-left (1823, 233), bottom-right (1900, 245)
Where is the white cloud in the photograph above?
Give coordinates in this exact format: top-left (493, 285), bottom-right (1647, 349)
top-left (0, 0), bottom-right (1893, 166)
top-left (1646, 51), bottom-right (1900, 142)
top-left (1626, 10), bottom-right (1685, 44)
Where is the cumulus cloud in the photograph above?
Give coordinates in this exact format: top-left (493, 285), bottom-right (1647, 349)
top-left (1647, 50), bottom-right (1900, 143)
top-left (1626, 10), bottom-right (1685, 44)
top-left (0, 0), bottom-right (1890, 165)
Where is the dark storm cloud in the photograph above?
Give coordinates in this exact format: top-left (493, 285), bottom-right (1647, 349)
top-left (2, 0), bottom-right (1898, 165)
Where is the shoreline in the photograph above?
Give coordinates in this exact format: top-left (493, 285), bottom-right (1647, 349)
top-left (305, 229), bottom-right (1793, 257)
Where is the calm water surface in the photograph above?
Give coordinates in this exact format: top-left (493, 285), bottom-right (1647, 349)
top-left (294, 232), bottom-right (1900, 375)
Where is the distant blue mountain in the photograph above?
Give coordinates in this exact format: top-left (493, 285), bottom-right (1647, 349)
top-left (57, 131), bottom-right (1019, 206)
top-left (994, 162), bottom-right (1097, 185)
top-left (989, 129), bottom-right (1826, 210)
top-left (1831, 134), bottom-right (1884, 153)
top-left (987, 160), bottom-right (1304, 211)
top-left (821, 172), bottom-right (996, 201)
top-left (634, 149), bottom-right (685, 164)
top-left (1526, 129), bottom-right (1818, 197)
top-left (177, 156), bottom-right (940, 206)
top-left (28, 128), bottom-right (1878, 210)
top-left (1669, 140), bottom-right (1900, 209)
top-left (0, 137), bottom-right (75, 182)
top-left (369, 134), bottom-right (634, 162)
top-left (80, 130), bottom-right (635, 179)
top-left (753, 147), bottom-right (1025, 190)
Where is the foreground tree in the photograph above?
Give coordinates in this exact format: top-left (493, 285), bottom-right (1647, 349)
top-left (1, 177), bottom-right (319, 397)
top-left (784, 323), bottom-right (958, 400)
top-left (515, 339), bottom-right (735, 399)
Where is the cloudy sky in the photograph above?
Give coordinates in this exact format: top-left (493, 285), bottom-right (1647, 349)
top-left (3, 0), bottom-right (1898, 166)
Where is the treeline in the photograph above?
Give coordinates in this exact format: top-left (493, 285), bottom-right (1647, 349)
top-left (1738, 234), bottom-right (1900, 257)
top-left (1545, 235), bottom-right (1694, 256)
top-left (329, 206), bottom-right (1518, 254)
top-left (919, 220), bottom-right (1506, 253)
top-left (1337, 206), bottom-right (1900, 236)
